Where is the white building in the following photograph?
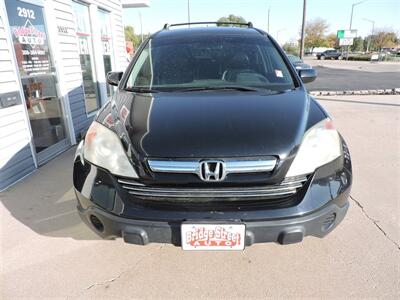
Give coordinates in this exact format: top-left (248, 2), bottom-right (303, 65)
top-left (0, 0), bottom-right (148, 190)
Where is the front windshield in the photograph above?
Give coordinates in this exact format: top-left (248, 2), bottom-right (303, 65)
top-left (125, 33), bottom-right (296, 92)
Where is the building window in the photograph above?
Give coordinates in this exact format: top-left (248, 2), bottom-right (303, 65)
top-left (72, 1), bottom-right (100, 114)
top-left (98, 9), bottom-right (113, 97)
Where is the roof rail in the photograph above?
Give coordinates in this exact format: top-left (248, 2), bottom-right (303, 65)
top-left (163, 21), bottom-right (253, 30)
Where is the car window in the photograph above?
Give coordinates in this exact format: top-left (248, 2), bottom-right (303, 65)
top-left (125, 34), bottom-right (296, 92)
top-left (127, 45), bottom-right (152, 87)
top-left (287, 55), bottom-right (301, 63)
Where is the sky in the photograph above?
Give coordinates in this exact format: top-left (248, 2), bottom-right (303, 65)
top-left (122, 0), bottom-right (400, 44)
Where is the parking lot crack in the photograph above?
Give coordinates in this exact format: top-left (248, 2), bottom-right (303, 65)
top-left (84, 272), bottom-right (124, 291)
top-left (80, 244), bottom-right (166, 294)
top-left (350, 195), bottom-right (400, 251)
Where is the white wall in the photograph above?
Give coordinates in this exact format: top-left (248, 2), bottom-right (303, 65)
top-left (0, 2), bottom-right (36, 190)
top-left (0, 0), bottom-right (128, 190)
top-left (51, 0), bottom-right (128, 139)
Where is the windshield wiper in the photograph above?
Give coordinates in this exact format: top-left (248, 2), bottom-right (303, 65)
top-left (125, 87), bottom-right (159, 93)
top-left (179, 86), bottom-right (260, 92)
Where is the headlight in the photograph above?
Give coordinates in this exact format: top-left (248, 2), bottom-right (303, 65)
top-left (286, 118), bottom-right (342, 177)
top-left (83, 122), bottom-right (138, 178)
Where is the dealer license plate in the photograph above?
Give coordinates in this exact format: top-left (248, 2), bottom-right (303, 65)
top-left (181, 223), bottom-right (245, 251)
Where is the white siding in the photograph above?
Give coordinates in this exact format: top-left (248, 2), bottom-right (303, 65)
top-left (51, 0), bottom-right (128, 139)
top-left (0, 12), bottom-right (19, 94)
top-left (0, 8), bottom-right (35, 191)
top-left (93, 0), bottom-right (128, 71)
top-left (0, 0), bottom-right (128, 189)
top-left (51, 0), bottom-right (87, 138)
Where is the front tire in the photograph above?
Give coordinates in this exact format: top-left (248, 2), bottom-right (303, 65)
top-left (320, 55), bottom-right (325, 60)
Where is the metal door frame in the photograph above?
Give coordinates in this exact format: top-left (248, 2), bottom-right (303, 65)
top-left (3, 0), bottom-right (74, 166)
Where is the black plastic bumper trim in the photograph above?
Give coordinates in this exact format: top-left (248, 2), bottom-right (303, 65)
top-left (77, 200), bottom-right (349, 247)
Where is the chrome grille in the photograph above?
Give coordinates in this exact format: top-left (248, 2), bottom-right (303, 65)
top-left (117, 175), bottom-right (308, 200)
top-left (147, 158), bottom-right (277, 182)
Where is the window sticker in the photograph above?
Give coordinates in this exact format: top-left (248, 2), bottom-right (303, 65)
top-left (6, 0), bottom-right (52, 76)
top-left (275, 69), bottom-right (283, 78)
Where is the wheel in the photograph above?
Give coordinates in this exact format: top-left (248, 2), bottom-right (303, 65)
top-left (320, 55), bottom-right (325, 60)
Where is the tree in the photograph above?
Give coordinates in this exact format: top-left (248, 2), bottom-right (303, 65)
top-left (282, 42), bottom-right (299, 55)
top-left (124, 26), bottom-right (140, 49)
top-left (363, 36), bottom-right (373, 52)
top-left (303, 18), bottom-right (329, 50)
top-left (217, 15), bottom-right (247, 27)
top-left (326, 33), bottom-right (338, 48)
top-left (350, 37), bottom-right (364, 52)
top-left (371, 29), bottom-right (398, 50)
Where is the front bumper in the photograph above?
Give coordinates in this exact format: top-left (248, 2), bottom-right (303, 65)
top-left (73, 142), bottom-right (352, 246)
top-left (77, 200), bottom-right (349, 246)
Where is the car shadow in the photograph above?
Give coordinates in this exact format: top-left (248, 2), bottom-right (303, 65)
top-left (0, 147), bottom-right (100, 240)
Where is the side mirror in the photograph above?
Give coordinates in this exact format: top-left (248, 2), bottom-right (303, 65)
top-left (106, 71), bottom-right (123, 86)
top-left (298, 68), bottom-right (317, 83)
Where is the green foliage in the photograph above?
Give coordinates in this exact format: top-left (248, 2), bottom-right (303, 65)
top-left (124, 26), bottom-right (141, 49)
top-left (363, 37), bottom-right (372, 51)
top-left (383, 54), bottom-right (400, 62)
top-left (347, 55), bottom-right (371, 61)
top-left (282, 42), bottom-right (299, 55)
top-left (217, 15), bottom-right (247, 27)
top-left (350, 37), bottom-right (365, 52)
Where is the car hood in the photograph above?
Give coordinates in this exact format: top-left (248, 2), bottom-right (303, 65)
top-left (293, 62), bottom-right (312, 70)
top-left (120, 89), bottom-right (309, 159)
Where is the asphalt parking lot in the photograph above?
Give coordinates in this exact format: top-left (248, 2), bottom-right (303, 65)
top-left (1, 95), bottom-right (399, 298)
top-left (305, 58), bottom-right (400, 91)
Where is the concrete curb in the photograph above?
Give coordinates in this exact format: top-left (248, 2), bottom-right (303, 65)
top-left (309, 88), bottom-right (400, 97)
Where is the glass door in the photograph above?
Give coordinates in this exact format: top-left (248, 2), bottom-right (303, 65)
top-left (98, 9), bottom-right (114, 97)
top-left (6, 0), bottom-right (70, 164)
top-left (72, 1), bottom-right (101, 113)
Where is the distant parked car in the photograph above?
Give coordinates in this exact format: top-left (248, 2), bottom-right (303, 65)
top-left (381, 48), bottom-right (395, 54)
top-left (286, 54), bottom-right (312, 70)
top-left (317, 50), bottom-right (341, 60)
top-left (311, 47), bottom-right (333, 56)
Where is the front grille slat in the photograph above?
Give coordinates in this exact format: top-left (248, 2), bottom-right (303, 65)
top-left (120, 183), bottom-right (303, 193)
top-left (117, 175), bottom-right (308, 201)
top-left (280, 179), bottom-right (308, 186)
top-left (126, 189), bottom-right (297, 198)
top-left (117, 179), bottom-right (145, 186)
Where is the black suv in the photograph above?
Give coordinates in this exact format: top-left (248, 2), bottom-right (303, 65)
top-left (73, 22), bottom-right (352, 250)
top-left (317, 50), bottom-right (342, 60)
